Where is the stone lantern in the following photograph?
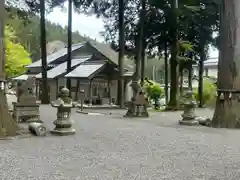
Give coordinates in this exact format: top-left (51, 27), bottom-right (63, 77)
top-left (50, 87), bottom-right (75, 135)
top-left (179, 90), bottom-right (199, 126)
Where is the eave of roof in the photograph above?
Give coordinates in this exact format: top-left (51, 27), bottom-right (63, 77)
top-left (35, 56), bottom-right (91, 79)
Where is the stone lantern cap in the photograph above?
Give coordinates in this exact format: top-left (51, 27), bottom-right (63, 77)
top-left (60, 87), bottom-right (69, 95)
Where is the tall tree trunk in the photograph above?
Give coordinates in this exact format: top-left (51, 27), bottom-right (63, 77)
top-left (167, 0), bottom-right (179, 110)
top-left (179, 68), bottom-right (183, 96)
top-left (134, 0), bottom-right (145, 81)
top-left (198, 47), bottom-right (204, 107)
top-left (163, 42), bottom-right (169, 104)
top-left (66, 0), bottom-right (72, 94)
top-left (40, 0), bottom-right (49, 104)
top-left (212, 0), bottom-right (240, 128)
top-left (140, 0), bottom-right (146, 86)
top-left (0, 0), bottom-right (18, 137)
top-left (140, 42), bottom-right (146, 86)
top-left (188, 53), bottom-right (193, 90)
top-left (152, 66), bottom-right (155, 81)
top-left (117, 0), bottom-right (125, 108)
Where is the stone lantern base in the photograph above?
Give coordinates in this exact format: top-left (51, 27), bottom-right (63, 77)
top-left (50, 128), bottom-right (75, 136)
top-left (179, 90), bottom-right (199, 126)
top-left (50, 119), bottom-right (75, 136)
top-left (179, 119), bottom-right (199, 126)
top-left (179, 110), bottom-right (199, 126)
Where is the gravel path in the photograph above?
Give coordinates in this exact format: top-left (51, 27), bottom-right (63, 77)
top-left (1, 106), bottom-right (240, 180)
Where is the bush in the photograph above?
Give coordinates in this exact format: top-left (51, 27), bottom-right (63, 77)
top-left (143, 79), bottom-right (164, 109)
top-left (193, 78), bottom-right (216, 107)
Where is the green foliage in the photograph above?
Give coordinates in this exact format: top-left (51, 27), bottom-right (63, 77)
top-left (143, 79), bottom-right (163, 109)
top-left (178, 40), bottom-right (194, 53)
top-left (91, 0), bottom-right (219, 57)
top-left (5, 26), bottom-right (31, 78)
top-left (194, 78), bottom-right (216, 106)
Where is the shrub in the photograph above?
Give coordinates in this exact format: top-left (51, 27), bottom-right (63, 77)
top-left (194, 78), bottom-right (216, 107)
top-left (143, 79), bottom-right (164, 109)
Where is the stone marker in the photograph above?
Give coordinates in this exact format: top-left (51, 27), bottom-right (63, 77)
top-left (50, 87), bottom-right (75, 136)
top-left (12, 77), bottom-right (40, 123)
top-left (124, 81), bottom-right (149, 117)
top-left (179, 90), bottom-right (199, 126)
top-left (28, 122), bottom-right (47, 136)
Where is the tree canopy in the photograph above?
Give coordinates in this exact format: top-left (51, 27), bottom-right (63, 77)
top-left (5, 26), bottom-right (31, 78)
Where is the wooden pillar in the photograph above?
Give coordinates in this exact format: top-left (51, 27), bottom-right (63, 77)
top-left (38, 80), bottom-right (42, 100)
top-left (35, 80), bottom-right (38, 99)
top-left (97, 84), bottom-right (99, 96)
top-left (88, 79), bottom-right (92, 105)
top-left (75, 79), bottom-right (80, 101)
top-left (55, 78), bottom-right (58, 98)
top-left (108, 79), bottom-right (112, 104)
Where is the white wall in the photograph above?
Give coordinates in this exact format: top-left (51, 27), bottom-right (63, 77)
top-left (193, 66), bottom-right (218, 78)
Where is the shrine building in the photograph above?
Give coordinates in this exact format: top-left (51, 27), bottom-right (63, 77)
top-left (13, 41), bottom-right (134, 105)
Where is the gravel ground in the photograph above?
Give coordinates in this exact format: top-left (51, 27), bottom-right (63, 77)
top-left (1, 105), bottom-right (240, 180)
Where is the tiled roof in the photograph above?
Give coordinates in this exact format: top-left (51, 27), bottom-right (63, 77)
top-left (65, 63), bottom-right (105, 79)
top-left (88, 41), bottom-right (133, 73)
top-left (26, 43), bottom-right (84, 68)
top-left (35, 56), bottom-right (91, 79)
top-left (27, 40), bottom-right (132, 76)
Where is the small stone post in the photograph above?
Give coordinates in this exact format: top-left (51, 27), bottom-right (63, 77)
top-left (179, 90), bottom-right (199, 126)
top-left (50, 87), bottom-right (75, 135)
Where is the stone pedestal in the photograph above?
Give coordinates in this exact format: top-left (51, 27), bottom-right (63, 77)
top-left (13, 77), bottom-right (40, 123)
top-left (12, 102), bottom-right (40, 123)
top-left (50, 88), bottom-right (75, 136)
top-left (179, 90), bottom-right (199, 126)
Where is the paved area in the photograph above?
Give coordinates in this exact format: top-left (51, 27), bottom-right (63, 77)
top-left (2, 102), bottom-right (240, 179)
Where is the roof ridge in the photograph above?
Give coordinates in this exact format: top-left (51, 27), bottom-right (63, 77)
top-left (27, 43), bottom-right (85, 68)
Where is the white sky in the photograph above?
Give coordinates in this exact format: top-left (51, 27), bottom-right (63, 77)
top-left (208, 46), bottom-right (218, 58)
top-left (46, 3), bottom-right (219, 59)
top-left (46, 4), bottom-right (105, 42)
